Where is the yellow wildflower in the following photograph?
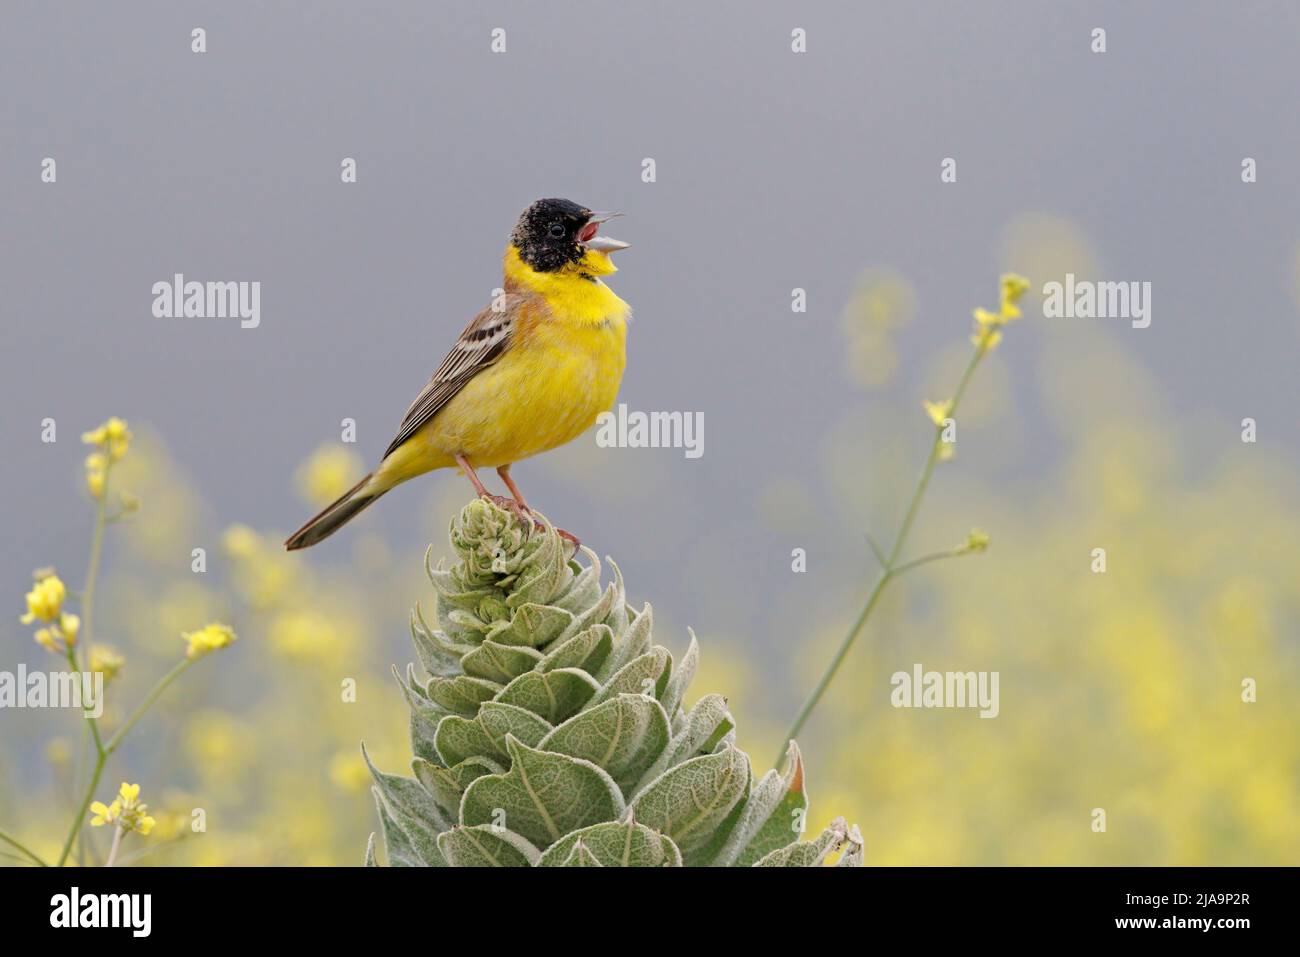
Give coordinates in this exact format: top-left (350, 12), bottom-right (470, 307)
top-left (89, 799), bottom-right (122, 827)
top-left (90, 782), bottom-right (155, 835)
top-left (971, 327), bottom-right (1003, 352)
top-left (183, 622), bottom-right (238, 660)
top-left (82, 416), bottom-right (131, 462)
top-left (60, 613), bottom-right (80, 644)
top-left (21, 573), bottom-right (66, 624)
top-left (969, 273), bottom-right (1030, 352)
top-left (1000, 272), bottom-right (1031, 304)
top-left (34, 629), bottom-right (59, 652)
top-left (923, 399), bottom-right (953, 427)
top-left (89, 644), bottom-right (125, 683)
top-left (961, 528), bottom-right (991, 553)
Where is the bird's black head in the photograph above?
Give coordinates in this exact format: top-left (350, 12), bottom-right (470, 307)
top-left (510, 198), bottom-right (593, 272)
top-left (510, 198), bottom-right (629, 273)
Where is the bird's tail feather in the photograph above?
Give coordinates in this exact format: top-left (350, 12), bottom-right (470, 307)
top-left (284, 473), bottom-right (385, 550)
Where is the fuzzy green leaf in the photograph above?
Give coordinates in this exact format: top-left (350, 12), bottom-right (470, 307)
top-left (436, 825), bottom-right (541, 867)
top-left (754, 817), bottom-right (854, 867)
top-left (460, 736), bottom-right (624, 850)
top-left (659, 629), bottom-right (699, 718)
top-left (413, 755), bottom-right (505, 822)
top-left (590, 647), bottom-right (670, 708)
top-left (721, 740), bottom-right (808, 867)
top-left (596, 602), bottom-right (653, 682)
top-left (425, 674), bottom-right (501, 716)
top-left (372, 789), bottom-right (420, 867)
top-left (539, 694), bottom-right (671, 793)
top-left (365, 743), bottom-right (453, 837)
top-left (410, 603), bottom-right (471, 676)
top-left (630, 745), bottom-right (749, 865)
top-left (461, 640), bottom-right (544, 683)
top-left (495, 667), bottom-right (599, 724)
top-left (560, 840), bottom-right (602, 866)
top-left (487, 602), bottom-right (574, 648)
top-left (536, 815), bottom-right (683, 867)
top-left (631, 693), bottom-right (732, 798)
top-left (539, 623), bottom-right (613, 674)
top-left (435, 701), bottom-right (554, 767)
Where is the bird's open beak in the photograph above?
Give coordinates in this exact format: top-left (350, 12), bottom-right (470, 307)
top-left (580, 212), bottom-right (630, 253)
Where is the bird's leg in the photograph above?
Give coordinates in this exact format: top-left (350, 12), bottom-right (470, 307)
top-left (495, 464), bottom-right (581, 551)
top-left (454, 454), bottom-right (492, 497)
top-left (496, 465), bottom-right (532, 513)
top-left (456, 454), bottom-right (524, 517)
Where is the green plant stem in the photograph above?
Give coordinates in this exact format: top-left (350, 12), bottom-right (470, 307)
top-left (55, 659), bottom-right (193, 866)
top-left (0, 827), bottom-right (47, 867)
top-left (78, 460), bottom-right (111, 670)
top-left (104, 826), bottom-right (124, 867)
top-left (66, 470), bottom-right (110, 868)
top-left (105, 659), bottom-right (192, 753)
top-left (774, 344), bottom-right (989, 770)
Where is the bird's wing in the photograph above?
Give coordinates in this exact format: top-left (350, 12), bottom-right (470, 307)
top-left (381, 302), bottom-right (517, 460)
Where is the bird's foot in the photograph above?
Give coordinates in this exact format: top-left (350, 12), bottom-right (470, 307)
top-left (479, 493), bottom-right (579, 552)
top-left (482, 493), bottom-right (528, 520)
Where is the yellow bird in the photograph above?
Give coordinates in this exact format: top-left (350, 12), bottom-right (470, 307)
top-left (285, 198), bottom-right (630, 550)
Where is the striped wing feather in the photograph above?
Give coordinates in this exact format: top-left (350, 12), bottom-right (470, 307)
top-left (382, 303), bottom-right (516, 460)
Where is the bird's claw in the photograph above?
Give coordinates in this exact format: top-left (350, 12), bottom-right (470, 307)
top-left (477, 493), bottom-right (579, 552)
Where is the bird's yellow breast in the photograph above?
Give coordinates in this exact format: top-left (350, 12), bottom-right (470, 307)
top-left (410, 248), bottom-right (629, 471)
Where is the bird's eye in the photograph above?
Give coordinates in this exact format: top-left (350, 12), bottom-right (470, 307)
top-left (548, 223), bottom-right (566, 238)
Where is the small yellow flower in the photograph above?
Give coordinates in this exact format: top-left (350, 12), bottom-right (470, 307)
top-left (34, 628), bottom-right (59, 652)
top-left (89, 644), bottom-right (125, 682)
top-left (183, 622), bottom-right (238, 660)
top-left (89, 799), bottom-right (121, 827)
top-left (82, 416), bottom-right (131, 462)
top-left (923, 399), bottom-right (954, 427)
top-left (91, 782), bottom-right (155, 835)
top-left (104, 417), bottom-right (129, 442)
top-left (86, 469), bottom-right (106, 499)
top-left (971, 327), bottom-right (1003, 352)
top-left (962, 528), bottom-right (991, 553)
top-left (973, 307), bottom-right (1002, 328)
top-left (21, 573), bottom-right (66, 624)
top-left (59, 612), bottom-right (80, 645)
top-left (937, 444), bottom-right (955, 462)
top-left (1000, 272), bottom-right (1031, 305)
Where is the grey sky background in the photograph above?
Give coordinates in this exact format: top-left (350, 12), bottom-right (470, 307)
top-left (3, 2), bottom-right (1299, 716)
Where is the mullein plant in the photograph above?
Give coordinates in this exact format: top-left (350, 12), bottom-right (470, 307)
top-left (367, 274), bottom-right (1025, 867)
top-left (1, 418), bottom-right (238, 867)
top-left (366, 500), bottom-right (864, 867)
